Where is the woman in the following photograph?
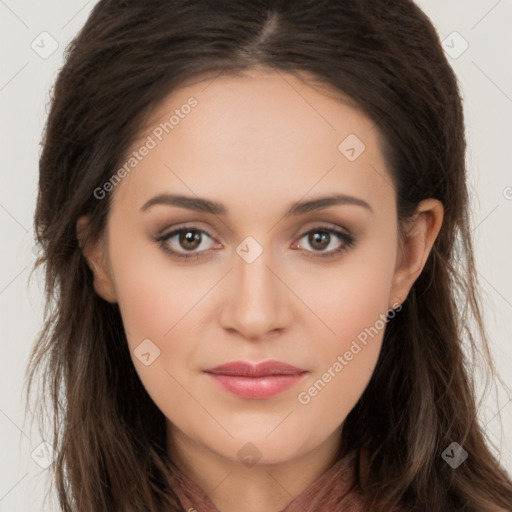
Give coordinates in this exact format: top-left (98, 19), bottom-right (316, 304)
top-left (26, 0), bottom-right (512, 510)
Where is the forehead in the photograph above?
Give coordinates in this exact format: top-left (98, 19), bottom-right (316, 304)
top-left (110, 69), bottom-right (395, 216)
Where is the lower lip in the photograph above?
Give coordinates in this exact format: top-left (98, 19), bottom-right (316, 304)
top-left (205, 372), bottom-right (307, 399)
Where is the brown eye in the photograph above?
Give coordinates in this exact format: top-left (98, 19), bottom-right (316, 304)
top-left (294, 226), bottom-right (356, 258)
top-left (156, 226), bottom-right (218, 259)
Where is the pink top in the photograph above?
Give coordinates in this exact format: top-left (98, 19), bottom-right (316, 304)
top-left (166, 451), bottom-right (365, 511)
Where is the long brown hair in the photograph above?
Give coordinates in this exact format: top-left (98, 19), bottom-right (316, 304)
top-left (26, 0), bottom-right (512, 510)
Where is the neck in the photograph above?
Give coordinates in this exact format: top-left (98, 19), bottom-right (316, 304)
top-left (166, 422), bottom-right (343, 512)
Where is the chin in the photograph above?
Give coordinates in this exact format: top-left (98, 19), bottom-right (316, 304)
top-left (200, 430), bottom-right (314, 466)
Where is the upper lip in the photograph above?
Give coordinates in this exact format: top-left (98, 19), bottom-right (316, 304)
top-left (203, 360), bottom-right (308, 377)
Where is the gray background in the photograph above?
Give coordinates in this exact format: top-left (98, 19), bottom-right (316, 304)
top-left (1, 1), bottom-right (511, 510)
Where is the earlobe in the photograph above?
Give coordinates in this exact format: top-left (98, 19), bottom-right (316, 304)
top-left (390, 199), bottom-right (444, 307)
top-left (76, 216), bottom-right (117, 303)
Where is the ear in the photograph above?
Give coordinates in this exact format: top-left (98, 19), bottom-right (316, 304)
top-left (389, 198), bottom-right (444, 308)
top-left (76, 216), bottom-right (117, 303)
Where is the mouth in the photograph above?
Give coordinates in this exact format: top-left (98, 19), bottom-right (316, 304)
top-left (202, 360), bottom-right (309, 399)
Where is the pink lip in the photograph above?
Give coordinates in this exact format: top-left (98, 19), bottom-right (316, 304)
top-left (203, 360), bottom-right (309, 399)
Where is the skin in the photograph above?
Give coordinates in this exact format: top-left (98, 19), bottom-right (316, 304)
top-left (77, 68), bottom-right (443, 512)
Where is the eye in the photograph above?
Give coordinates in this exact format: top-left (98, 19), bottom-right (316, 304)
top-left (156, 226), bottom-right (219, 260)
top-left (292, 226), bottom-right (356, 258)
top-left (155, 224), bottom-right (356, 261)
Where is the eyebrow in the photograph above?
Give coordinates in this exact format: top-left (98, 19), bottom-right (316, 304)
top-left (140, 193), bottom-right (373, 216)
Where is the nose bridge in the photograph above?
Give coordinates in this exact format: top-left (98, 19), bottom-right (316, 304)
top-left (221, 235), bottom-right (288, 339)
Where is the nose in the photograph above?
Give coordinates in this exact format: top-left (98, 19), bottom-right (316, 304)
top-left (218, 244), bottom-right (293, 342)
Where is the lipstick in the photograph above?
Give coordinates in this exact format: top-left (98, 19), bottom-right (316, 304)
top-left (203, 360), bottom-right (309, 399)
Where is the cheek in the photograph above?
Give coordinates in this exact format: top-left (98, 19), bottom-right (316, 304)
top-left (295, 299), bottom-right (389, 440)
top-left (106, 226), bottom-right (208, 403)
top-left (305, 230), bottom-right (397, 349)
top-left (293, 231), bottom-right (397, 423)
top-left (108, 240), bottom-right (204, 421)
top-left (109, 223), bottom-right (200, 340)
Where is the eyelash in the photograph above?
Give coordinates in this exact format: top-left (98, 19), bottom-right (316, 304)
top-left (155, 225), bottom-right (356, 261)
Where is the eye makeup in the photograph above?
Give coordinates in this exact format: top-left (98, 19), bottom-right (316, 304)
top-left (154, 224), bottom-right (356, 261)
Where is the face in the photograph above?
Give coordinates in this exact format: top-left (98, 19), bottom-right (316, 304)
top-left (80, 68), bottom-right (440, 467)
